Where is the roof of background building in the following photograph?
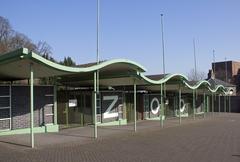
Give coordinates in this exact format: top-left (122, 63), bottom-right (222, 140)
top-left (207, 78), bottom-right (235, 88)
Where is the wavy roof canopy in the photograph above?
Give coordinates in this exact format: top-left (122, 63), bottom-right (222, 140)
top-left (0, 48), bottom-right (146, 80)
top-left (0, 48), bottom-right (227, 93)
top-left (138, 73), bottom-right (226, 93)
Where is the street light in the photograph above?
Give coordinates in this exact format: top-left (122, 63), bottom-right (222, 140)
top-left (193, 38), bottom-right (197, 80)
top-left (212, 50), bottom-right (215, 76)
top-left (225, 57), bottom-right (228, 83)
top-left (160, 14), bottom-right (165, 76)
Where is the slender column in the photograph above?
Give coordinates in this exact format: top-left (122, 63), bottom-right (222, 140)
top-left (207, 95), bottom-right (209, 114)
top-left (193, 89), bottom-right (195, 120)
top-left (160, 83), bottom-right (163, 128)
top-left (179, 85), bottom-right (181, 124)
top-left (30, 64), bottom-right (34, 148)
top-left (228, 95), bottom-right (231, 113)
top-left (134, 81), bottom-right (137, 132)
top-left (93, 72), bottom-right (97, 138)
top-left (203, 92), bottom-right (206, 118)
top-left (218, 94), bottom-right (221, 113)
top-left (54, 84), bottom-right (57, 125)
top-left (224, 95), bottom-right (226, 113)
top-left (211, 93), bottom-right (214, 116)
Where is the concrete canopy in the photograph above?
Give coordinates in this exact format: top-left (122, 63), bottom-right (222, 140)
top-left (0, 48), bottom-right (227, 94)
top-left (0, 48), bottom-right (146, 81)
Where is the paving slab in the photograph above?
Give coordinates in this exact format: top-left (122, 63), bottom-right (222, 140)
top-left (0, 113), bottom-right (239, 162)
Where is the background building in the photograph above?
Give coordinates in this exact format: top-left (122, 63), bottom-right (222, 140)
top-left (208, 61), bottom-right (240, 95)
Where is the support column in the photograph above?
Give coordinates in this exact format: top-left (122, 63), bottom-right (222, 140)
top-left (203, 92), bottom-right (206, 118)
top-left (179, 85), bottom-right (181, 125)
top-left (134, 81), bottom-right (137, 132)
top-left (193, 89), bottom-right (195, 120)
top-left (160, 83), bottom-right (163, 128)
top-left (218, 94), bottom-right (221, 113)
top-left (54, 84), bottom-right (57, 125)
top-left (224, 95), bottom-right (226, 113)
top-left (212, 93), bottom-right (214, 116)
top-left (207, 95), bottom-right (209, 115)
top-left (93, 72), bottom-right (97, 138)
top-left (30, 64), bottom-right (34, 148)
top-left (229, 95), bottom-right (231, 113)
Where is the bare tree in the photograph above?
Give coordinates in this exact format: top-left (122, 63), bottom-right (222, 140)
top-left (8, 32), bottom-right (37, 51)
top-left (0, 16), bottom-right (12, 53)
top-left (36, 41), bottom-right (53, 59)
top-left (187, 68), bottom-right (206, 81)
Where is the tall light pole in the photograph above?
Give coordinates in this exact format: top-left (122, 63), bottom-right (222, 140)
top-left (97, 0), bottom-right (100, 64)
top-left (212, 50), bottom-right (216, 76)
top-left (160, 14), bottom-right (166, 76)
top-left (160, 14), bottom-right (166, 125)
top-left (193, 38), bottom-right (197, 80)
top-left (225, 57), bottom-right (228, 82)
top-left (94, 0), bottom-right (100, 139)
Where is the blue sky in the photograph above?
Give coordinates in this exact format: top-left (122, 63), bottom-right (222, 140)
top-left (1, 0), bottom-right (240, 75)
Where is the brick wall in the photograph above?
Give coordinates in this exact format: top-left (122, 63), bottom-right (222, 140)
top-left (0, 85), bottom-right (54, 130)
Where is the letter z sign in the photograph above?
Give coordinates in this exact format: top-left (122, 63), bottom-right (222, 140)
top-left (103, 95), bottom-right (119, 119)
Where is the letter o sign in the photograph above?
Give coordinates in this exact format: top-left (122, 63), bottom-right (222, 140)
top-left (150, 97), bottom-right (160, 115)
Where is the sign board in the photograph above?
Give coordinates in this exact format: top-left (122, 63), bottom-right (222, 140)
top-left (69, 99), bottom-right (77, 107)
top-left (101, 92), bottom-right (123, 122)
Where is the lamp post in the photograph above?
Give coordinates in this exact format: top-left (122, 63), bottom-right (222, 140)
top-left (193, 39), bottom-right (197, 80)
top-left (225, 57), bottom-right (227, 83)
top-left (160, 14), bottom-right (165, 76)
top-left (160, 14), bottom-right (166, 124)
top-left (213, 50), bottom-right (215, 76)
top-left (94, 0), bottom-right (100, 139)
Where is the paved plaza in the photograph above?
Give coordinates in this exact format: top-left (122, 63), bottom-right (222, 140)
top-left (0, 113), bottom-right (240, 162)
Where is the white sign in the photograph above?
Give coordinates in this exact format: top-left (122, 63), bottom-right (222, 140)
top-left (69, 99), bottom-right (77, 107)
top-left (150, 97), bottom-right (160, 115)
top-left (103, 95), bottom-right (119, 119)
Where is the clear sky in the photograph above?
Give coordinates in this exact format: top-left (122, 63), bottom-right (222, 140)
top-left (1, 0), bottom-right (240, 75)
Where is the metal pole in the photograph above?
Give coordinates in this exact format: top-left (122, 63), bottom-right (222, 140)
top-left (213, 50), bottom-right (216, 75)
top-left (96, 0), bottom-right (100, 108)
top-left (179, 85), bottom-right (181, 125)
top-left (225, 57), bottom-right (228, 82)
top-left (218, 94), bottom-right (221, 113)
top-left (193, 39), bottom-right (197, 80)
top-left (203, 92), bottom-right (206, 118)
top-left (224, 95), bottom-right (226, 113)
top-left (54, 84), bottom-right (57, 125)
top-left (134, 81), bottom-right (137, 132)
top-left (160, 14), bottom-right (166, 105)
top-left (229, 95), bottom-right (231, 113)
top-left (160, 83), bottom-right (163, 128)
top-left (193, 89), bottom-right (195, 120)
top-left (93, 72), bottom-right (97, 138)
top-left (160, 14), bottom-right (165, 75)
top-left (96, 0), bottom-right (100, 63)
top-left (30, 64), bottom-right (34, 148)
top-left (212, 93), bottom-right (214, 116)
